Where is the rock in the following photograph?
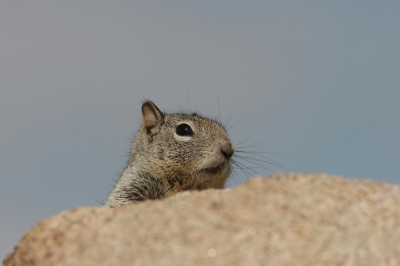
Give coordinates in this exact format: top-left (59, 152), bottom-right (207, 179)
top-left (3, 173), bottom-right (400, 266)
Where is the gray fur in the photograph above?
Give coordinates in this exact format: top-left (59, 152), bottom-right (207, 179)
top-left (105, 101), bottom-right (234, 207)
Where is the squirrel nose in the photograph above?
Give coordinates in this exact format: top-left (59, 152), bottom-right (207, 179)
top-left (220, 140), bottom-right (234, 159)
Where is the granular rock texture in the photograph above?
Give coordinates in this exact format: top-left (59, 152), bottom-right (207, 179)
top-left (4, 173), bottom-right (400, 266)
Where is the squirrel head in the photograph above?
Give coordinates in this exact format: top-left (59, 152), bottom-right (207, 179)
top-left (134, 101), bottom-right (235, 190)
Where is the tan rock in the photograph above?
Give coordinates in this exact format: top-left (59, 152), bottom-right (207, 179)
top-left (4, 173), bottom-right (400, 266)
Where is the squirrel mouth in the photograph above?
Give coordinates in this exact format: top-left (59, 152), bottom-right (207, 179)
top-left (199, 162), bottom-right (227, 176)
top-left (202, 166), bottom-right (221, 175)
top-left (195, 161), bottom-right (231, 189)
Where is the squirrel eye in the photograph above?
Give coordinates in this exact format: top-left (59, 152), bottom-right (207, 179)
top-left (176, 123), bottom-right (194, 136)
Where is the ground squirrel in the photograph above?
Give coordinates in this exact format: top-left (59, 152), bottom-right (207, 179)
top-left (105, 101), bottom-right (235, 207)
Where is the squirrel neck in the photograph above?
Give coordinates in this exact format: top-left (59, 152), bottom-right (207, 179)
top-left (105, 152), bottom-right (197, 207)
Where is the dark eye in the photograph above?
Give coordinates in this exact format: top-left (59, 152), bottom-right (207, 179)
top-left (176, 123), bottom-right (194, 136)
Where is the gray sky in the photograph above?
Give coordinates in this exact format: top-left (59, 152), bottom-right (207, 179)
top-left (1, 1), bottom-right (399, 258)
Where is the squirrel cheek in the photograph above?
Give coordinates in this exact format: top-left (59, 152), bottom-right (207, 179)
top-left (155, 147), bottom-right (165, 160)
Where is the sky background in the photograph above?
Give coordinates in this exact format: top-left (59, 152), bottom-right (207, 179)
top-left (1, 1), bottom-right (400, 259)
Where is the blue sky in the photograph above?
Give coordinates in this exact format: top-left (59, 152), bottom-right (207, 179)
top-left (1, 1), bottom-right (399, 259)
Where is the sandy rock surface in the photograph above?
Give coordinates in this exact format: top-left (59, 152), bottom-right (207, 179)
top-left (4, 173), bottom-right (400, 266)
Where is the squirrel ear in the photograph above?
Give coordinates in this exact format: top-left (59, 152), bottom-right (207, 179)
top-left (141, 101), bottom-right (165, 136)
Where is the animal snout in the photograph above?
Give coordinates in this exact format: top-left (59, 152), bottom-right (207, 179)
top-left (220, 139), bottom-right (235, 159)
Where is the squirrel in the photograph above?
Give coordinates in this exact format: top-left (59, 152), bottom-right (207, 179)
top-left (105, 101), bottom-right (235, 207)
